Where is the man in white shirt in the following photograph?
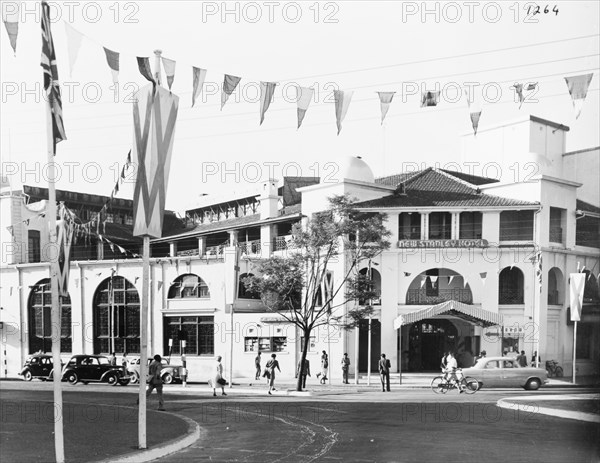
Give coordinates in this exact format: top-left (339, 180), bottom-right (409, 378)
top-left (445, 352), bottom-right (464, 393)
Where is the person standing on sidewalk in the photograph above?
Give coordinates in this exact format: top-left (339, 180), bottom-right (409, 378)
top-left (317, 351), bottom-right (328, 384)
top-left (139, 354), bottom-right (165, 411)
top-left (254, 352), bottom-right (262, 380)
top-left (378, 353), bottom-right (391, 392)
top-left (266, 354), bottom-right (281, 395)
top-left (211, 356), bottom-right (227, 397)
top-left (341, 353), bottom-right (350, 384)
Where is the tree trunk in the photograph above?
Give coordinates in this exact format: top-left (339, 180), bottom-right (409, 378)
top-left (296, 329), bottom-right (312, 392)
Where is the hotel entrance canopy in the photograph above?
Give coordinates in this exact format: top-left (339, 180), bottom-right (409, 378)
top-left (393, 300), bottom-right (504, 329)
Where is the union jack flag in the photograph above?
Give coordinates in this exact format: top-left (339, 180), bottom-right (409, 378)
top-left (40, 1), bottom-right (66, 154)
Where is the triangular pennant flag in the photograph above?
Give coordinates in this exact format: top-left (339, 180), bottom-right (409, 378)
top-left (117, 245), bottom-right (126, 254)
top-left (448, 275), bottom-right (455, 286)
top-left (526, 82), bottom-right (538, 91)
top-left (121, 165), bottom-right (126, 179)
top-left (512, 83), bottom-right (524, 109)
top-left (564, 73), bottom-right (594, 119)
top-left (334, 90), bottom-right (353, 135)
top-left (192, 67), bottom-right (207, 107)
top-left (161, 57), bottom-right (176, 90)
top-left (430, 276), bottom-right (438, 286)
top-left (479, 272), bottom-right (487, 286)
top-left (136, 57), bottom-right (155, 84)
top-left (259, 81), bottom-right (277, 125)
top-left (470, 111), bottom-right (482, 136)
top-left (420, 91), bottom-right (440, 107)
top-left (158, 281), bottom-right (163, 291)
top-left (221, 74), bottom-right (241, 110)
top-left (420, 276), bottom-right (427, 288)
top-left (2, 3), bottom-right (19, 55)
top-left (296, 86), bottom-right (313, 129)
top-left (569, 273), bottom-right (585, 321)
top-left (126, 149), bottom-right (132, 166)
top-left (104, 47), bottom-right (120, 83)
top-left (377, 91), bottom-right (395, 124)
top-left (403, 272), bottom-right (411, 277)
top-left (64, 23), bottom-right (83, 77)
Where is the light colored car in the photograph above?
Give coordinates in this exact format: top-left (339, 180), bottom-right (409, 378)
top-left (127, 356), bottom-right (182, 384)
top-left (461, 356), bottom-right (549, 390)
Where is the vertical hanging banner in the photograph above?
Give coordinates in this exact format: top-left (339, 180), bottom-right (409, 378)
top-left (334, 89), bottom-right (353, 135)
top-left (63, 23), bottom-right (83, 77)
top-left (420, 91), bottom-right (440, 107)
top-left (377, 91), bottom-right (395, 124)
top-left (564, 73), bottom-right (594, 119)
top-left (569, 273), bottom-right (585, 321)
top-left (192, 67), bottom-right (207, 107)
top-left (2, 3), bottom-right (18, 54)
top-left (221, 74), bottom-right (241, 110)
top-left (41, 1), bottom-right (66, 155)
top-left (161, 57), bottom-right (176, 91)
top-left (259, 81), bottom-right (277, 125)
top-left (137, 57), bottom-right (155, 84)
top-left (535, 251), bottom-right (543, 292)
top-left (56, 206), bottom-right (74, 297)
top-left (104, 47), bottom-right (120, 83)
top-left (465, 89), bottom-right (482, 135)
top-left (296, 86), bottom-right (313, 129)
top-left (132, 84), bottom-right (179, 238)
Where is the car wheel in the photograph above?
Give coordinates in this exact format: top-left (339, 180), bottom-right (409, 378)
top-left (119, 378), bottom-right (131, 386)
top-left (66, 372), bottom-right (78, 385)
top-left (106, 373), bottom-right (119, 386)
top-left (162, 372), bottom-right (173, 385)
top-left (129, 371), bottom-right (139, 384)
top-left (526, 378), bottom-right (541, 391)
top-left (23, 370), bottom-right (33, 381)
top-left (555, 366), bottom-right (564, 378)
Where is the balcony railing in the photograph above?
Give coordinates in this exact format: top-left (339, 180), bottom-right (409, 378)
top-left (406, 288), bottom-right (473, 305)
top-left (177, 249), bottom-right (199, 257)
top-left (205, 245), bottom-right (225, 257)
top-left (239, 239), bottom-right (261, 256)
top-left (273, 235), bottom-right (294, 252)
top-left (499, 288), bottom-right (524, 304)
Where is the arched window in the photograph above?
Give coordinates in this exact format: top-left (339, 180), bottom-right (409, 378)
top-left (238, 273), bottom-right (260, 299)
top-left (168, 274), bottom-right (210, 299)
top-left (359, 267), bottom-right (382, 305)
top-left (547, 268), bottom-right (564, 305)
top-left (93, 276), bottom-right (140, 354)
top-left (28, 279), bottom-right (71, 353)
top-left (499, 267), bottom-right (524, 304)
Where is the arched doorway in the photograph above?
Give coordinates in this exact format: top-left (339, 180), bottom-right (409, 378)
top-left (408, 319), bottom-right (458, 371)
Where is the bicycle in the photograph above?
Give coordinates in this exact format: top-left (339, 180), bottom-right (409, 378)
top-left (545, 360), bottom-right (564, 378)
top-left (431, 369), bottom-right (479, 394)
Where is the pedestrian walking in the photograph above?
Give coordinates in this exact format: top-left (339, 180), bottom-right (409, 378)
top-left (254, 352), bottom-right (262, 380)
top-left (109, 352), bottom-right (117, 366)
top-left (378, 353), bottom-right (391, 392)
top-left (341, 353), bottom-right (350, 384)
top-left (316, 350), bottom-right (328, 384)
top-left (296, 357), bottom-right (311, 389)
top-left (517, 350), bottom-right (528, 367)
top-left (531, 351), bottom-right (541, 367)
top-left (121, 352), bottom-right (128, 375)
top-left (265, 353), bottom-right (281, 395)
top-left (210, 356), bottom-right (227, 397)
top-left (139, 354), bottom-right (165, 410)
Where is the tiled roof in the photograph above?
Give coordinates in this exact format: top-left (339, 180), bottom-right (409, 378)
top-left (577, 199), bottom-right (600, 214)
top-left (358, 168), bottom-right (538, 209)
top-left (376, 168), bottom-right (499, 188)
top-left (439, 169), bottom-right (500, 186)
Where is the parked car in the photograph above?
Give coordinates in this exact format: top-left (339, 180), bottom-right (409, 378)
top-left (461, 356), bottom-right (549, 390)
top-left (61, 355), bottom-right (130, 386)
top-left (127, 356), bottom-right (182, 384)
top-left (19, 354), bottom-right (61, 381)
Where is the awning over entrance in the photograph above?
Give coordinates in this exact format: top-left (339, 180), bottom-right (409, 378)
top-left (393, 300), bottom-right (503, 329)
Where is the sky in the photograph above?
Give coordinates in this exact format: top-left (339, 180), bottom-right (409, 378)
top-left (1, 1), bottom-right (599, 215)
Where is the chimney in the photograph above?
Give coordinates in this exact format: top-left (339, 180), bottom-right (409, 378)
top-left (260, 179), bottom-right (279, 220)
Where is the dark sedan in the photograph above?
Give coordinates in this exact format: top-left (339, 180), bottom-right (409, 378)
top-left (461, 356), bottom-right (549, 390)
top-left (19, 354), bottom-right (60, 381)
top-left (61, 355), bottom-right (130, 386)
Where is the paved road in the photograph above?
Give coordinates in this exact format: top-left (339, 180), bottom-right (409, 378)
top-left (1, 382), bottom-right (598, 462)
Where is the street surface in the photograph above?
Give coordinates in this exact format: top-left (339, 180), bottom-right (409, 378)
top-left (1, 381), bottom-right (598, 462)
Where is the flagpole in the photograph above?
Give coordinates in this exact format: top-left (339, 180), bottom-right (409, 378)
top-left (46, 93), bottom-right (65, 463)
top-left (572, 321), bottom-right (577, 384)
top-left (138, 235), bottom-right (149, 449)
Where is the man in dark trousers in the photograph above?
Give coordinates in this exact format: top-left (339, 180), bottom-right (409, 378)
top-left (254, 352), bottom-right (262, 380)
top-left (378, 353), bottom-right (391, 392)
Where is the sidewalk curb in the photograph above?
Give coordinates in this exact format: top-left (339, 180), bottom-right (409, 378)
top-left (497, 395), bottom-right (600, 424)
top-left (96, 409), bottom-right (202, 463)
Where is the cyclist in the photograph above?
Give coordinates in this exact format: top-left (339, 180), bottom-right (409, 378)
top-left (440, 351), bottom-right (449, 381)
top-left (445, 352), bottom-right (465, 393)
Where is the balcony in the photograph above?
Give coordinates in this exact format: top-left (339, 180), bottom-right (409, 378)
top-left (177, 248), bottom-right (199, 257)
top-left (205, 245), bottom-right (225, 257)
top-left (239, 239), bottom-right (261, 256)
top-left (406, 288), bottom-right (473, 305)
top-left (273, 235), bottom-right (294, 252)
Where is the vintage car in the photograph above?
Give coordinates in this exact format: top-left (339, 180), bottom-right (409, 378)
top-left (461, 356), bottom-right (549, 390)
top-left (61, 355), bottom-right (130, 386)
top-left (19, 354), bottom-right (61, 381)
top-left (127, 356), bottom-right (182, 384)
